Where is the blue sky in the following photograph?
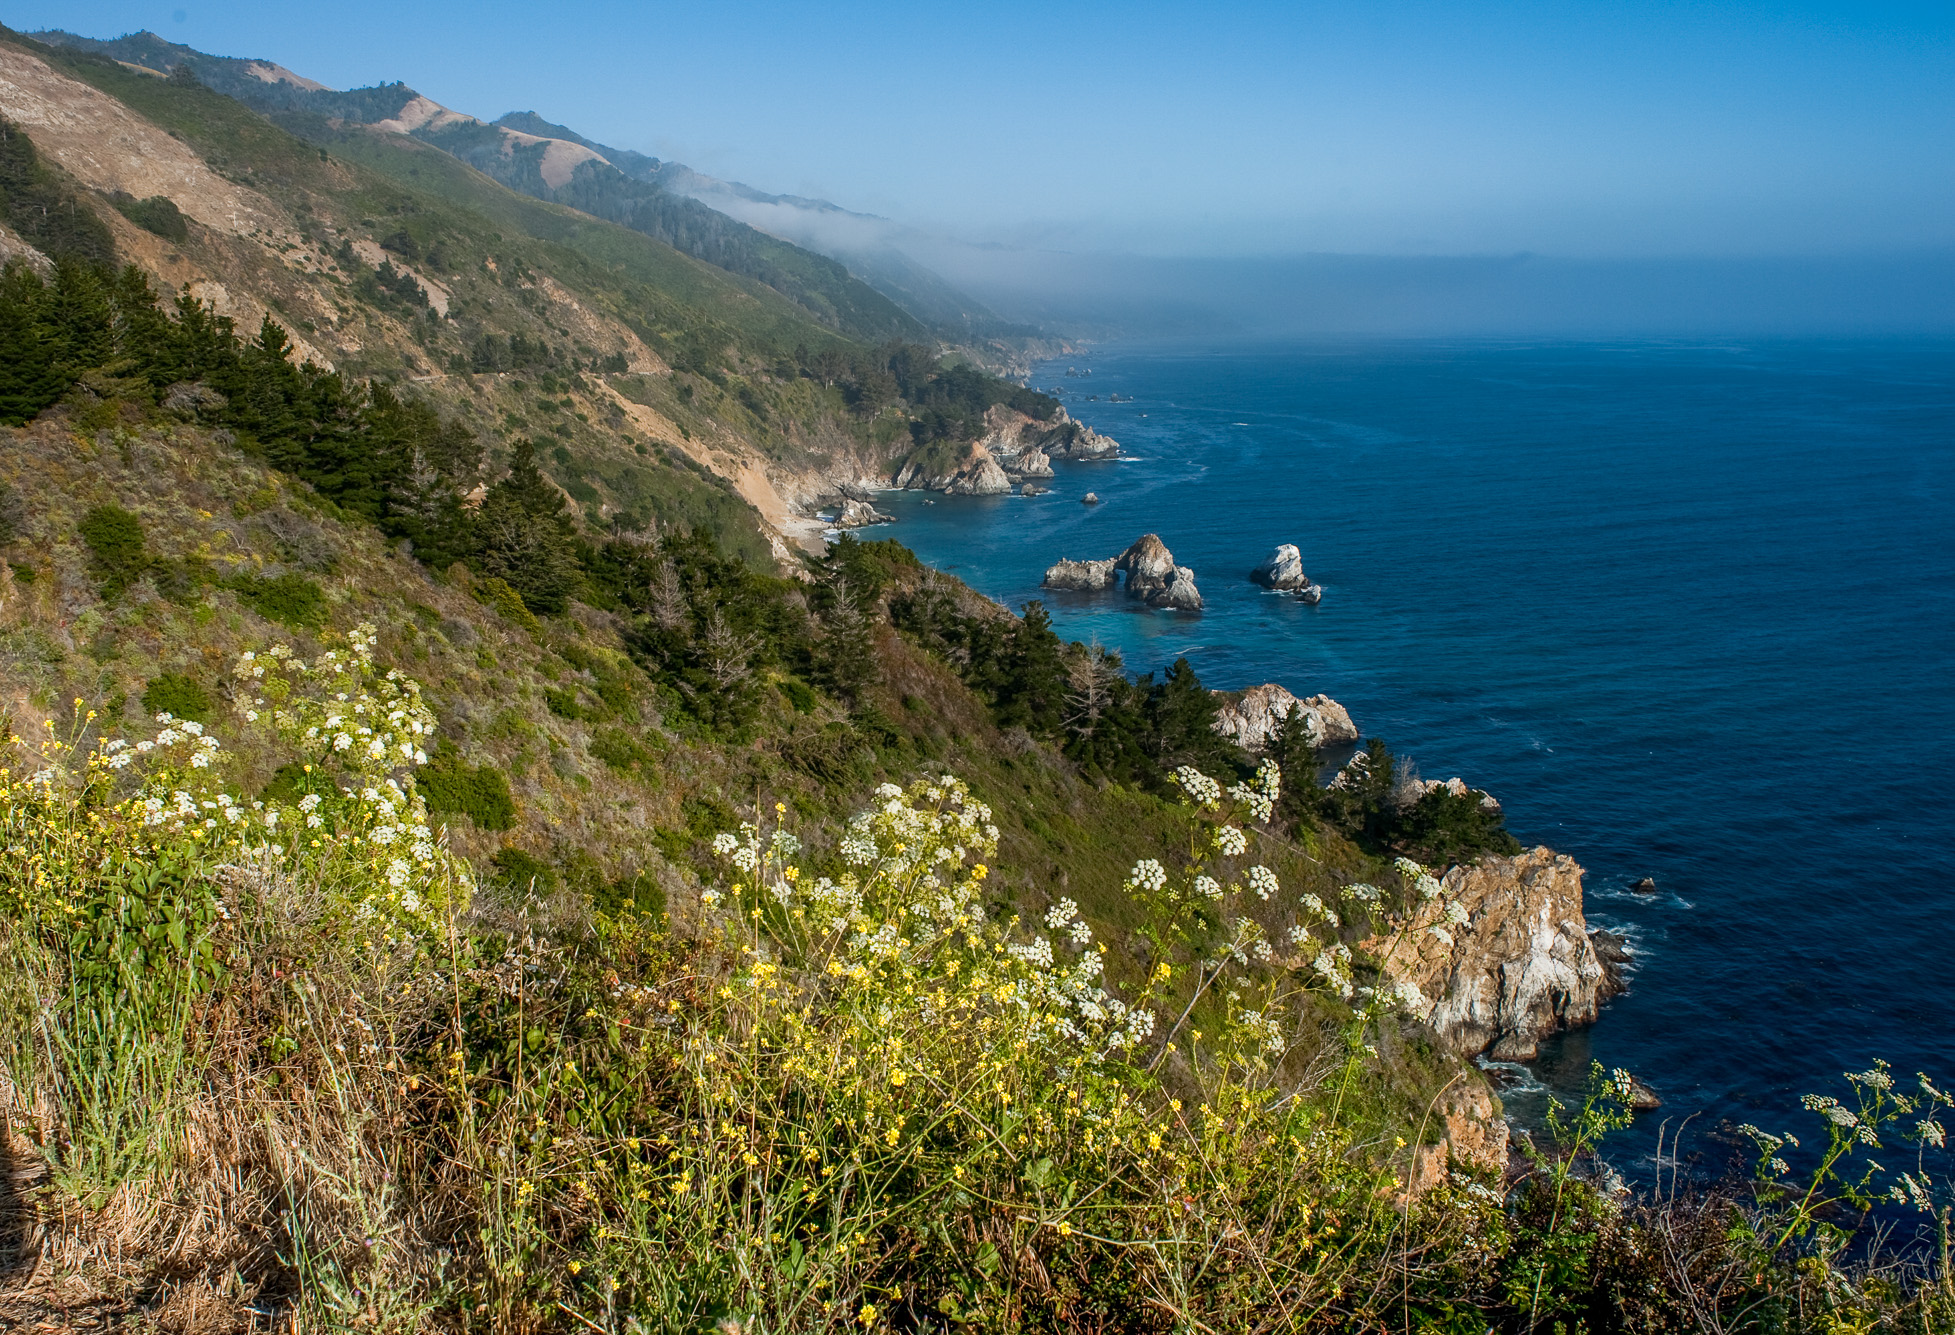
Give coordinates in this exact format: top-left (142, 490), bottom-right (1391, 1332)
top-left (9, 0), bottom-right (1951, 258)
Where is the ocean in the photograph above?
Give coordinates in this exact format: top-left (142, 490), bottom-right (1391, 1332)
top-left (874, 337), bottom-right (1955, 1154)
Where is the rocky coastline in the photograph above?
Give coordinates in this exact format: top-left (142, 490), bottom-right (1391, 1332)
top-left (890, 404), bottom-right (1120, 495)
top-left (1209, 678), bottom-right (1633, 1162)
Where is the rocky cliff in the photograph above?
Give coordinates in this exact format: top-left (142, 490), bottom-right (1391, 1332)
top-left (1212, 684), bottom-right (1359, 751)
top-left (892, 404), bottom-right (1119, 493)
top-left (1366, 848), bottom-right (1623, 1061)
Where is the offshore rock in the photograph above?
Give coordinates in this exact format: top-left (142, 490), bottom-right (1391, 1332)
top-left (1157, 565), bottom-right (1203, 610)
top-left (1250, 543), bottom-right (1310, 590)
top-left (1297, 581), bottom-right (1323, 605)
top-left (1365, 847), bottom-right (1623, 1061)
top-left (1081, 492), bottom-right (1100, 505)
top-left (1040, 535), bottom-right (1203, 609)
top-left (1041, 557), bottom-right (1117, 591)
top-left (834, 498), bottom-right (893, 527)
top-left (1115, 535), bottom-right (1203, 609)
top-left (1114, 534), bottom-right (1178, 597)
top-left (1211, 684), bottom-right (1360, 751)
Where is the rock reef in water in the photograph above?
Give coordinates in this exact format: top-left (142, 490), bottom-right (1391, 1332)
top-left (1365, 847), bottom-right (1626, 1062)
top-left (1250, 543), bottom-right (1324, 603)
top-left (1040, 557), bottom-right (1117, 591)
top-left (1211, 683), bottom-right (1359, 750)
top-left (892, 405), bottom-right (1119, 493)
top-left (1041, 533), bottom-right (1202, 610)
top-left (833, 497), bottom-right (893, 527)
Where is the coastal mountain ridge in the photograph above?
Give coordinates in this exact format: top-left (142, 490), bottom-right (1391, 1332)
top-left (28, 26), bottom-right (1027, 350)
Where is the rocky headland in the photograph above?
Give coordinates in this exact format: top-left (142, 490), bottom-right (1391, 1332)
top-left (1043, 534), bottom-right (1202, 610)
top-left (1212, 683), bottom-right (1360, 750)
top-left (891, 404), bottom-right (1120, 495)
top-left (1365, 848), bottom-right (1626, 1062)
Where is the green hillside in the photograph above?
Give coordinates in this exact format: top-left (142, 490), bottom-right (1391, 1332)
top-left (33, 27), bottom-right (944, 345)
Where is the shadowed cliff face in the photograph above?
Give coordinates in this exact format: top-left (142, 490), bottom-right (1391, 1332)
top-left (1369, 847), bottom-right (1623, 1062)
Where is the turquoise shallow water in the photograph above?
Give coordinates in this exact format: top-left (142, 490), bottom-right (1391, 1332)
top-left (875, 337), bottom-right (1955, 1152)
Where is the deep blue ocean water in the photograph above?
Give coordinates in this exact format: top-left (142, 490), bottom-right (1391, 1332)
top-left (875, 338), bottom-right (1955, 1154)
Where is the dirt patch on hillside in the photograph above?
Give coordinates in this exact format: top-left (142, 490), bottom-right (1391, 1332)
top-left (0, 45), bottom-right (291, 242)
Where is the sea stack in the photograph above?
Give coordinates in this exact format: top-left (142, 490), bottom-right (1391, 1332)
top-left (1116, 534), bottom-right (1203, 610)
top-left (1251, 543), bottom-right (1324, 602)
top-left (1251, 543), bottom-right (1308, 588)
top-left (1039, 534), bottom-right (1202, 609)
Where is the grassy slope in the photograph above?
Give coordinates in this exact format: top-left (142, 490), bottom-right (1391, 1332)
top-left (0, 402), bottom-right (1453, 1116)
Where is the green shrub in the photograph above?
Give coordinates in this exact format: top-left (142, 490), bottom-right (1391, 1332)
top-left (592, 868), bottom-right (665, 920)
top-left (78, 504), bottom-right (149, 599)
top-left (227, 573), bottom-right (325, 629)
top-left (417, 744), bottom-right (517, 831)
top-left (490, 846), bottom-right (556, 895)
top-left (543, 686), bottom-right (596, 720)
top-left (589, 726), bottom-right (659, 779)
top-left (778, 677), bottom-right (817, 713)
top-left (476, 576), bottom-right (542, 635)
top-left (140, 672), bottom-right (211, 723)
top-left (110, 193), bottom-right (189, 243)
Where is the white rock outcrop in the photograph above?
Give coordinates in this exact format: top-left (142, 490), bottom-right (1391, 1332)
top-left (834, 498), bottom-right (893, 527)
top-left (1041, 557), bottom-right (1117, 591)
top-left (1365, 848), bottom-right (1623, 1061)
top-left (1211, 684), bottom-right (1359, 750)
top-left (1251, 543), bottom-right (1308, 589)
top-left (891, 405), bottom-right (1118, 493)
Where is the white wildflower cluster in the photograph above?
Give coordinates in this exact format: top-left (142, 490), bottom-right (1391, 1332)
top-left (1392, 977), bottom-right (1430, 1015)
top-left (74, 630), bottom-right (470, 947)
top-left (1226, 760), bottom-right (1281, 824)
top-left (1045, 897), bottom-right (1093, 947)
top-left (1803, 1094), bottom-right (1859, 1128)
top-left (1173, 766), bottom-right (1223, 809)
top-left (1312, 942), bottom-right (1354, 998)
top-left (1194, 875), bottom-right (1223, 900)
top-left (1345, 882), bottom-right (1381, 904)
top-left (1395, 855), bottom-right (1444, 901)
top-left (704, 775), bottom-right (1161, 1062)
top-left (1846, 1063), bottom-right (1895, 1092)
top-left (110, 713), bottom-right (226, 779)
top-left (235, 626), bottom-right (435, 785)
top-left (1737, 1122), bottom-right (1797, 1177)
top-left (1125, 858), bottom-right (1168, 895)
top-left (1235, 1006), bottom-right (1286, 1055)
top-left (1299, 892), bottom-right (1339, 929)
top-left (1245, 864), bottom-right (1279, 901)
top-left (1213, 824), bottom-right (1248, 858)
top-left (1893, 1172), bottom-right (1934, 1211)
